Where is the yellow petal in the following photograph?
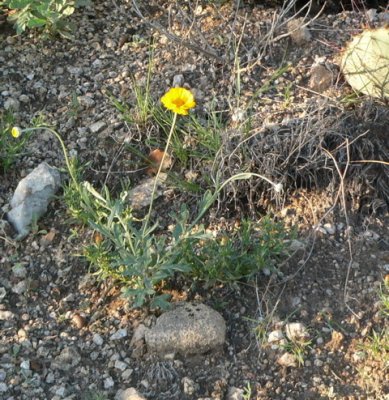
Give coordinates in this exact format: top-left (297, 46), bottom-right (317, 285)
top-left (161, 87), bottom-right (196, 115)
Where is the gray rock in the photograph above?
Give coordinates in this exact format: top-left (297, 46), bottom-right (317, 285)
top-left (114, 360), bottom-right (128, 371)
top-left (110, 328), bottom-right (127, 341)
top-left (51, 347), bottom-right (81, 371)
top-left (172, 74), bottom-right (184, 87)
top-left (0, 382), bottom-right (8, 393)
top-left (92, 333), bottom-right (104, 346)
top-left (127, 173), bottom-right (167, 210)
top-left (0, 287), bottom-right (6, 301)
top-left (4, 98), bottom-right (20, 111)
top-left (309, 63), bottom-right (333, 93)
top-left (115, 387), bottom-right (146, 400)
top-left (285, 322), bottom-right (310, 342)
top-left (104, 376), bottom-right (115, 389)
top-left (226, 387), bottom-right (245, 400)
top-left (145, 302), bottom-right (226, 355)
top-left (89, 121), bottom-right (106, 134)
top-left (287, 18), bottom-right (311, 45)
top-left (7, 162), bottom-right (61, 239)
top-left (12, 264), bottom-right (27, 278)
top-left (12, 280), bottom-right (27, 295)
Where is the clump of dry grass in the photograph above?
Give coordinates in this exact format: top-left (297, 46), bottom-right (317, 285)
top-left (212, 100), bottom-right (389, 215)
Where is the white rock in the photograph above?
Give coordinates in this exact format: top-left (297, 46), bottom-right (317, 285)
top-left (182, 377), bottom-right (198, 395)
top-left (0, 287), bottom-right (6, 301)
top-left (104, 376), bottom-right (115, 389)
top-left (145, 302), bottom-right (226, 355)
top-left (0, 311), bottom-right (14, 320)
top-left (115, 387), bottom-right (146, 400)
top-left (92, 333), bottom-right (104, 346)
top-left (277, 352), bottom-right (297, 367)
top-left (226, 386), bottom-right (245, 400)
top-left (7, 162), bottom-right (61, 239)
top-left (268, 330), bottom-right (285, 344)
top-left (323, 223), bottom-right (336, 235)
top-left (110, 328), bottom-right (127, 341)
top-left (285, 322), bottom-right (310, 342)
top-left (20, 360), bottom-right (30, 370)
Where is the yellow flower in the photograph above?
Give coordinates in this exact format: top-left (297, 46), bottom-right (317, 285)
top-left (11, 127), bottom-right (21, 138)
top-left (161, 87), bottom-right (196, 115)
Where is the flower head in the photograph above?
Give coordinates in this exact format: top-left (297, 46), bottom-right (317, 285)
top-left (161, 87), bottom-right (196, 115)
top-left (11, 127), bottom-right (21, 138)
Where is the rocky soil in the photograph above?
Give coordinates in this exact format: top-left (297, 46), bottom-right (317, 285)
top-left (1, 1), bottom-right (389, 399)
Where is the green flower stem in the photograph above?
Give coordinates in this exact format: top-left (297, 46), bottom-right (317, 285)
top-left (143, 112), bottom-right (178, 235)
top-left (18, 127), bottom-right (79, 189)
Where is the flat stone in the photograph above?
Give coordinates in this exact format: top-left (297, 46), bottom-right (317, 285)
top-left (51, 347), bottom-right (81, 371)
top-left (115, 387), bottom-right (146, 400)
top-left (7, 162), bottom-right (61, 239)
top-left (145, 302), bottom-right (226, 355)
top-left (110, 328), bottom-right (127, 341)
top-left (127, 173), bottom-right (167, 210)
top-left (89, 121), bottom-right (106, 134)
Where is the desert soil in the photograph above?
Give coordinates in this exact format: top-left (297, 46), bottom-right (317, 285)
top-left (0, 1), bottom-right (388, 399)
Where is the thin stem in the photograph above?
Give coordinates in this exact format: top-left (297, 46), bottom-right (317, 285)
top-left (21, 127), bottom-right (79, 188)
top-left (143, 112), bottom-right (178, 235)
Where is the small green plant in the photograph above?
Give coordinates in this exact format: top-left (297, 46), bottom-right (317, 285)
top-left (281, 337), bottom-right (312, 367)
top-left (179, 217), bottom-right (291, 284)
top-left (3, 0), bottom-right (89, 37)
top-left (243, 382), bottom-right (252, 400)
top-left (378, 277), bottom-right (389, 318)
top-left (0, 111), bottom-right (30, 172)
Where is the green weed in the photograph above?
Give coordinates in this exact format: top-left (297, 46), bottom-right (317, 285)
top-left (3, 0), bottom-right (90, 38)
top-left (180, 217), bottom-right (291, 284)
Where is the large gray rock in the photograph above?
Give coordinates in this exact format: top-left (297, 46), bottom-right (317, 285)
top-left (7, 162), bottom-right (61, 239)
top-left (145, 302), bottom-right (226, 356)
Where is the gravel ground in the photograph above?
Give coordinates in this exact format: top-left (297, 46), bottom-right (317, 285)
top-left (1, 1), bottom-right (389, 399)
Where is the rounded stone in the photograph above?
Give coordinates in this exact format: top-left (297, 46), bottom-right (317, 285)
top-left (145, 302), bottom-right (226, 356)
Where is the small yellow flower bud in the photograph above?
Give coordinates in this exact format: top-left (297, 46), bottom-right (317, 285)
top-left (11, 127), bottom-right (21, 138)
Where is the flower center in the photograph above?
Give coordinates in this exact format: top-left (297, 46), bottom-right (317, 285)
top-left (172, 98), bottom-right (185, 107)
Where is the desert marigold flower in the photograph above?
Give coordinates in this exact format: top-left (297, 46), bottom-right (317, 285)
top-left (161, 87), bottom-right (196, 115)
top-left (11, 127), bottom-right (21, 138)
